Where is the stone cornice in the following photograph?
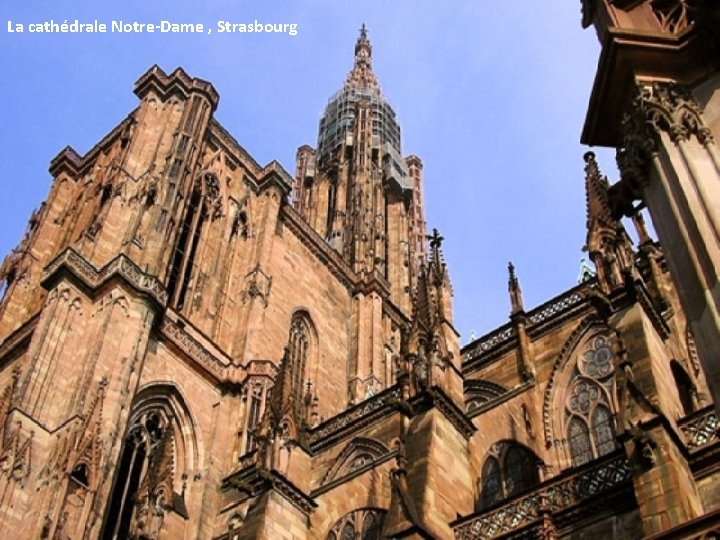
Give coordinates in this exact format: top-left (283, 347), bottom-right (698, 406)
top-left (416, 387), bottom-right (476, 440)
top-left (48, 146), bottom-right (82, 178)
top-left (353, 269), bottom-right (391, 298)
top-left (382, 297), bottom-right (411, 329)
top-left (307, 386), bottom-right (404, 452)
top-left (305, 385), bottom-right (475, 453)
top-left (0, 314), bottom-right (39, 364)
top-left (223, 466), bottom-right (317, 516)
top-left (41, 248), bottom-right (168, 308)
top-left (207, 119), bottom-right (263, 176)
top-left (281, 205), bottom-right (357, 290)
top-left (581, 24), bottom-right (708, 147)
top-left (258, 161), bottom-right (293, 197)
top-left (49, 117), bottom-right (135, 179)
top-left (134, 65), bottom-right (219, 111)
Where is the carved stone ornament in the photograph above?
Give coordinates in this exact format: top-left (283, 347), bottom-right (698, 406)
top-left (617, 82), bottom-right (713, 197)
top-left (651, 0), bottom-right (693, 34)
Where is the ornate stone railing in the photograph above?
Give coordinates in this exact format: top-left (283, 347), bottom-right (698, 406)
top-left (679, 406), bottom-right (719, 450)
top-left (453, 452), bottom-right (632, 539)
top-left (464, 325), bottom-right (514, 361)
top-left (526, 288), bottom-right (585, 326)
top-left (463, 285), bottom-right (589, 363)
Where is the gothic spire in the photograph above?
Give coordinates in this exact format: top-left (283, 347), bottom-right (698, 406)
top-left (345, 24), bottom-right (380, 92)
top-left (584, 151), bottom-right (616, 239)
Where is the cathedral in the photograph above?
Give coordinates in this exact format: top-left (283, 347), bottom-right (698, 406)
top-left (0, 2), bottom-right (719, 539)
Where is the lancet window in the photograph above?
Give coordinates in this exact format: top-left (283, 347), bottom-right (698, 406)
top-left (166, 173), bottom-right (222, 310)
top-left (288, 313), bottom-right (312, 398)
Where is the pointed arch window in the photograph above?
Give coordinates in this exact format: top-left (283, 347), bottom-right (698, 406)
top-left (166, 173), bottom-right (222, 310)
top-left (102, 390), bottom-right (195, 540)
top-left (565, 335), bottom-right (619, 467)
top-left (288, 313), bottom-right (312, 399)
top-left (479, 442), bottom-right (540, 509)
top-left (103, 411), bottom-right (169, 540)
top-left (167, 185), bottom-right (204, 308)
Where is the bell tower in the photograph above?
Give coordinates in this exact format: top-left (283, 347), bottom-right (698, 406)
top-left (294, 26), bottom-right (426, 315)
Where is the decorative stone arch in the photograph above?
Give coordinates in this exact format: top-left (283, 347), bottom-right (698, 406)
top-left (130, 382), bottom-right (202, 474)
top-left (102, 382), bottom-right (200, 539)
top-left (325, 507), bottom-right (387, 540)
top-left (545, 320), bottom-right (619, 468)
top-left (637, 83), bottom-right (713, 145)
top-left (542, 316), bottom-right (607, 448)
top-left (321, 437), bottom-right (390, 485)
top-left (464, 379), bottom-right (508, 412)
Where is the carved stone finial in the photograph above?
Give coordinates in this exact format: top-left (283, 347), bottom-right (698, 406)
top-left (508, 261), bottom-right (524, 314)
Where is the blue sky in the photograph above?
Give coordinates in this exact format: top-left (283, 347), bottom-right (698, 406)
top-left (0, 1), bottom-right (620, 343)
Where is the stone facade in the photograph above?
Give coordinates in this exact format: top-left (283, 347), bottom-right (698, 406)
top-left (0, 8), bottom-right (719, 539)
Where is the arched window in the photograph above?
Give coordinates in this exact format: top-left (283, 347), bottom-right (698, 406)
top-left (479, 441), bottom-right (540, 509)
top-left (564, 334), bottom-right (618, 467)
top-left (288, 314), bottom-right (311, 396)
top-left (103, 411), bottom-right (170, 540)
top-left (166, 173), bottom-right (222, 310)
top-left (326, 508), bottom-right (387, 540)
top-left (102, 387), bottom-right (197, 540)
top-left (167, 185), bottom-right (204, 308)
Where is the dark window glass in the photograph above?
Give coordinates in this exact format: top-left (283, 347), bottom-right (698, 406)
top-left (481, 456), bottom-right (502, 507)
top-left (569, 417), bottom-right (592, 467)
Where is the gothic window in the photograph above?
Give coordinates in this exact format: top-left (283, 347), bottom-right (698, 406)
top-left (326, 181), bottom-right (337, 237)
top-left (479, 442), bottom-right (539, 509)
top-left (167, 185), bottom-right (203, 307)
top-left (288, 313), bottom-right (312, 399)
top-left (564, 334), bottom-right (618, 467)
top-left (102, 389), bottom-right (195, 540)
top-left (245, 386), bottom-right (263, 453)
top-left (325, 509), bottom-right (387, 540)
top-left (103, 411), bottom-right (168, 539)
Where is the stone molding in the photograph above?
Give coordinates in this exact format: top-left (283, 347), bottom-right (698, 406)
top-left (0, 314), bottom-right (38, 362)
top-left (40, 248), bottom-right (244, 383)
top-left (159, 317), bottom-right (236, 382)
top-left (42, 248), bottom-right (168, 307)
top-left (224, 467), bottom-right (317, 516)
